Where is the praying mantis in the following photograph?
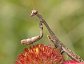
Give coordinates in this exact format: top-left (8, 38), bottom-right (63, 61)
top-left (21, 10), bottom-right (83, 62)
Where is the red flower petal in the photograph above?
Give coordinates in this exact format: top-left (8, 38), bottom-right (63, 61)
top-left (16, 44), bottom-right (64, 64)
top-left (63, 60), bottom-right (84, 64)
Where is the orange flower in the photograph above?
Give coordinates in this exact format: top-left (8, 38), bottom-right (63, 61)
top-left (16, 44), bottom-right (64, 64)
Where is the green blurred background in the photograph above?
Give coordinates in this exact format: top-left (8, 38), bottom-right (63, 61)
top-left (0, 0), bottom-right (84, 64)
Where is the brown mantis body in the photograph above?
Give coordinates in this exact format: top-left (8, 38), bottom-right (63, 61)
top-left (21, 10), bottom-right (83, 62)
